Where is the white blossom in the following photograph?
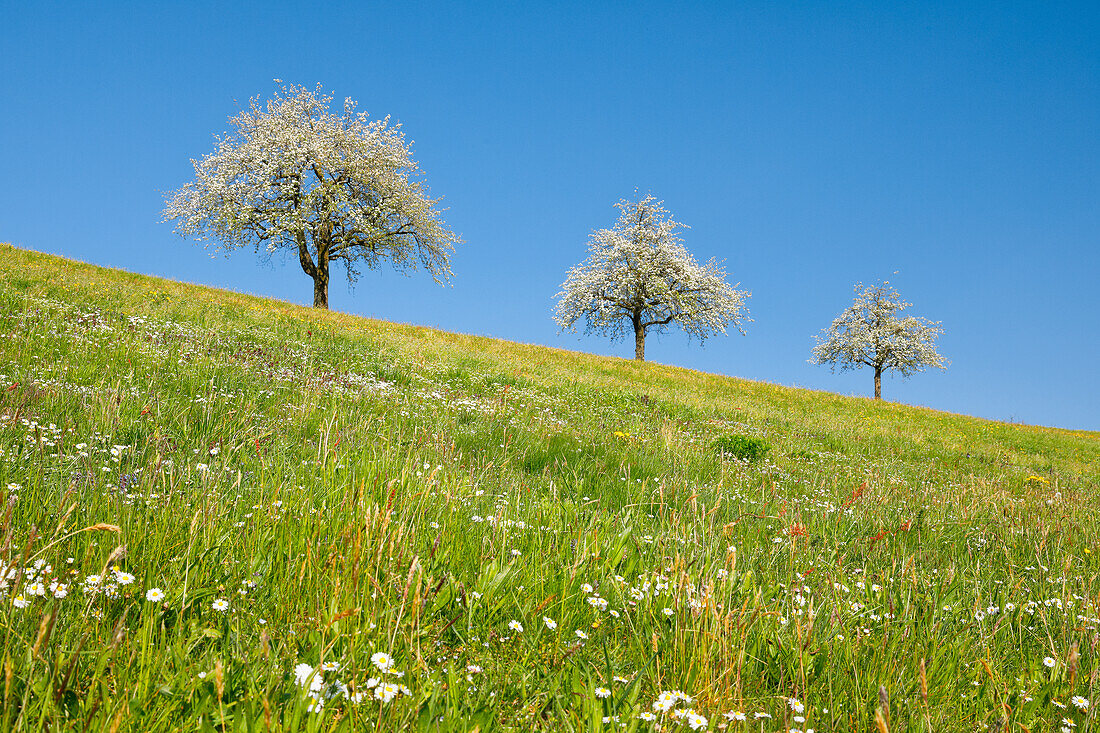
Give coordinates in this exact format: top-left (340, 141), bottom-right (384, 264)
top-left (164, 82), bottom-right (461, 309)
top-left (554, 195), bottom-right (750, 361)
top-left (811, 282), bottom-right (946, 399)
top-left (370, 652), bottom-right (394, 672)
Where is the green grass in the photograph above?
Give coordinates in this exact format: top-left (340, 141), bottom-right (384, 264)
top-left (0, 242), bottom-right (1096, 732)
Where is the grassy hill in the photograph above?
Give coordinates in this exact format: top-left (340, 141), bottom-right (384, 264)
top-left (0, 242), bottom-right (1096, 732)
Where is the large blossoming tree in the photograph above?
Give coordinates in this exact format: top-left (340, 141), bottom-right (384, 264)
top-left (811, 282), bottom-right (947, 399)
top-left (554, 195), bottom-right (750, 361)
top-left (163, 83), bottom-right (461, 309)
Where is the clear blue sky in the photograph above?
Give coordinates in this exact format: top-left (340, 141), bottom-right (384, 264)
top-left (2, 1), bottom-right (1097, 429)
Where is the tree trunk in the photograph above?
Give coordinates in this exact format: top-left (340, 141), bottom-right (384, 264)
top-left (634, 324), bottom-right (645, 361)
top-left (874, 366), bottom-right (882, 400)
top-left (313, 256), bottom-right (329, 309)
top-left (296, 234), bottom-right (329, 309)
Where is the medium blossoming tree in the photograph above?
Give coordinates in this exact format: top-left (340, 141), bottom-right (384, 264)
top-left (811, 282), bottom-right (947, 400)
top-left (554, 195), bottom-right (750, 361)
top-left (163, 82), bottom-right (461, 309)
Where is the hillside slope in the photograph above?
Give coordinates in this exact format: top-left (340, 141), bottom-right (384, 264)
top-left (0, 242), bottom-right (1097, 731)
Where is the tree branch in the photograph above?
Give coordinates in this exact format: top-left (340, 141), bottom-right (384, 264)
top-left (296, 233), bottom-right (316, 278)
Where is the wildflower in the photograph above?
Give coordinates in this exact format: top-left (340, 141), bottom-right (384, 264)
top-left (294, 663), bottom-right (316, 686)
top-left (371, 652), bottom-right (394, 672)
top-left (508, 620), bottom-right (523, 633)
top-left (211, 598), bottom-right (229, 612)
top-left (575, 630), bottom-right (588, 640)
top-left (1071, 696), bottom-right (1089, 710)
top-left (51, 582), bottom-right (68, 599)
top-left (662, 607), bottom-right (674, 617)
top-left (543, 616), bottom-right (557, 630)
top-left (306, 694), bottom-right (324, 713)
top-left (294, 663), bottom-right (324, 694)
top-left (724, 711), bottom-right (747, 721)
top-left (595, 687), bottom-right (611, 698)
top-left (1044, 657), bottom-right (1057, 668)
top-left (114, 571), bottom-right (135, 585)
top-left (321, 661), bottom-right (340, 672)
top-left (26, 581), bottom-right (46, 597)
top-left (653, 691), bottom-right (678, 712)
top-left (12, 594), bottom-right (29, 608)
top-left (374, 682), bottom-right (400, 703)
top-left (639, 711), bottom-right (656, 721)
top-left (789, 697), bottom-right (805, 714)
top-left (687, 712), bottom-right (708, 730)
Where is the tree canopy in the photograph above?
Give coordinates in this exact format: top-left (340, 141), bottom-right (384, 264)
top-left (812, 282), bottom-right (947, 399)
top-left (163, 82), bottom-right (461, 308)
top-left (554, 195), bottom-right (750, 361)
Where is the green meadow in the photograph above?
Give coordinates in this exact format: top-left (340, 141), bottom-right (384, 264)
top-left (0, 242), bottom-right (1096, 731)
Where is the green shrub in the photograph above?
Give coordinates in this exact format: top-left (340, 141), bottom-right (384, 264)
top-left (714, 434), bottom-right (770, 462)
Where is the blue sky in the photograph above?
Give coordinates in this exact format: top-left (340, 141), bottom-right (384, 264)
top-left (2, 1), bottom-right (1097, 429)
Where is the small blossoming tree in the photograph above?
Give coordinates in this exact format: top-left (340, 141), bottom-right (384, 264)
top-left (811, 282), bottom-right (947, 399)
top-left (163, 82), bottom-right (461, 309)
top-left (554, 195), bottom-right (750, 361)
